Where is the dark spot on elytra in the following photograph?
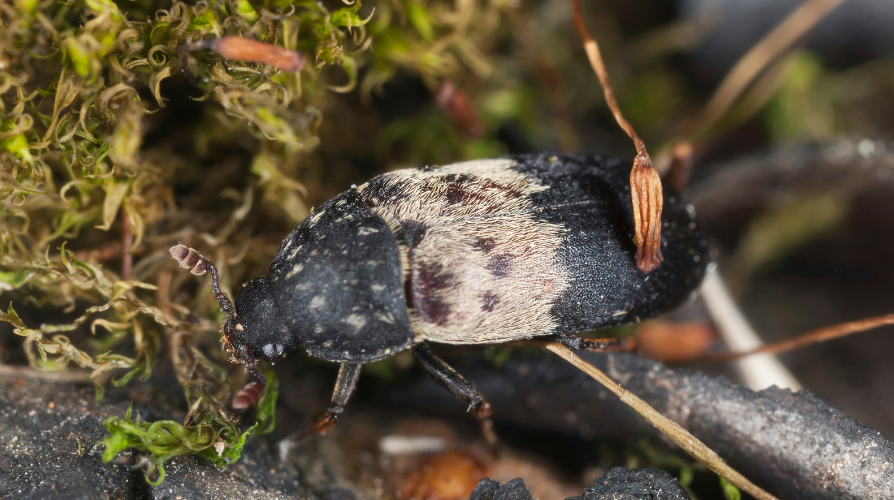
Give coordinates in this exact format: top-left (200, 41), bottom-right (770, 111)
top-left (482, 291), bottom-right (499, 312)
top-left (486, 253), bottom-right (513, 278)
top-left (413, 262), bottom-right (455, 325)
top-left (445, 185), bottom-right (466, 205)
top-left (445, 173), bottom-right (472, 184)
top-left (441, 175), bottom-right (526, 209)
top-left (480, 178), bottom-right (525, 199)
top-left (402, 221), bottom-right (427, 246)
top-left (473, 237), bottom-right (496, 252)
top-left (418, 262), bottom-right (454, 291)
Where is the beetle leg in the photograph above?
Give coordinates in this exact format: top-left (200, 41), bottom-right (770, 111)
top-left (412, 344), bottom-right (497, 444)
top-left (277, 363), bottom-right (362, 461)
top-left (551, 333), bottom-right (635, 353)
top-left (312, 362), bottom-right (362, 435)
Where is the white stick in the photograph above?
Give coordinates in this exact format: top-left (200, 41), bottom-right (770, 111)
top-left (700, 267), bottom-right (802, 391)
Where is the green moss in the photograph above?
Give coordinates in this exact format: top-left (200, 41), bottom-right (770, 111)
top-left (0, 0), bottom-right (521, 483)
top-left (719, 477), bottom-right (742, 500)
top-left (764, 52), bottom-right (835, 140)
top-left (101, 403), bottom-right (258, 485)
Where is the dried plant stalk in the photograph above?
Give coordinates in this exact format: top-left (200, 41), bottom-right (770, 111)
top-left (570, 0), bottom-right (663, 272)
top-left (708, 314), bottom-right (894, 362)
top-left (698, 0), bottom-right (847, 132)
top-left (541, 342), bottom-right (778, 500)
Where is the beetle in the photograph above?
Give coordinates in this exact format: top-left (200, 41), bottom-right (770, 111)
top-left (171, 152), bottom-right (708, 437)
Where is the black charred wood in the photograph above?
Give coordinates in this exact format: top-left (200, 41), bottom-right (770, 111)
top-left (570, 468), bottom-right (691, 500)
top-left (468, 478), bottom-right (533, 500)
top-left (382, 351), bottom-right (894, 500)
top-left (468, 469), bottom-right (691, 500)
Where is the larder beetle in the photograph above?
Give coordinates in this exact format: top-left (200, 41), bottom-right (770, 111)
top-left (171, 152), bottom-right (708, 437)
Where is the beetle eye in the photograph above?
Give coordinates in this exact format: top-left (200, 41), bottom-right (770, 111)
top-left (260, 343), bottom-right (286, 361)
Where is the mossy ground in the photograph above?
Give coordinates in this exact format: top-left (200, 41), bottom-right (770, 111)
top-left (2, 0), bottom-right (893, 491)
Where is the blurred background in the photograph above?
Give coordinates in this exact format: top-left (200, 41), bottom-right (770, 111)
top-left (2, 0), bottom-right (894, 498)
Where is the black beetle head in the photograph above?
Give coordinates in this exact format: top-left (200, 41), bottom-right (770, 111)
top-left (226, 277), bottom-right (299, 365)
top-left (170, 245), bottom-right (297, 392)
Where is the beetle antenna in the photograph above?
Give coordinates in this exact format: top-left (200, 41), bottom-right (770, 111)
top-left (242, 355), bottom-right (268, 391)
top-left (169, 244), bottom-right (234, 314)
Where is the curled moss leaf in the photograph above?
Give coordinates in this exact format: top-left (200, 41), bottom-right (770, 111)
top-left (102, 404), bottom-right (255, 485)
top-left (1, 0), bottom-right (518, 483)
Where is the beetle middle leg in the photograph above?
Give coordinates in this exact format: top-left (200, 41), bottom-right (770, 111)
top-left (412, 343), bottom-right (497, 444)
top-left (550, 333), bottom-right (635, 353)
top-left (312, 362), bottom-right (362, 434)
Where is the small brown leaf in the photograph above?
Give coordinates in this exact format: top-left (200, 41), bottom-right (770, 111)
top-left (435, 80), bottom-right (485, 138)
top-left (630, 152), bottom-right (664, 273)
top-left (635, 321), bottom-right (716, 362)
top-left (399, 451), bottom-right (488, 500)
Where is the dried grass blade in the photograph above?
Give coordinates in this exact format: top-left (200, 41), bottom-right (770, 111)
top-left (542, 342), bottom-right (778, 500)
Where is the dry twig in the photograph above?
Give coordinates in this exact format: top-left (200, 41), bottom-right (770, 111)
top-left (696, 0), bottom-right (847, 135)
top-left (708, 314), bottom-right (894, 363)
top-left (666, 141), bottom-right (694, 192)
top-left (541, 342), bottom-right (777, 500)
top-left (699, 270), bottom-right (802, 391)
top-left (571, 0), bottom-right (663, 273)
top-left (121, 214), bottom-right (133, 281)
top-left (0, 365), bottom-right (91, 383)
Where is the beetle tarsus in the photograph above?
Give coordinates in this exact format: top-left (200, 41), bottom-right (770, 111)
top-left (278, 363), bottom-right (363, 460)
top-left (276, 407), bottom-right (346, 462)
top-left (313, 408), bottom-right (343, 434)
top-left (309, 363), bottom-right (362, 436)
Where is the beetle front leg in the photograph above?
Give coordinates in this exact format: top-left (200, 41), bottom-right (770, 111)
top-left (312, 362), bottom-right (362, 434)
top-left (551, 333), bottom-right (635, 353)
top-left (278, 363), bottom-right (361, 461)
top-left (412, 343), bottom-right (497, 444)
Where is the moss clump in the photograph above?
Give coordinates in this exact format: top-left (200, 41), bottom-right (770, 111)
top-left (0, 0), bottom-right (524, 482)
